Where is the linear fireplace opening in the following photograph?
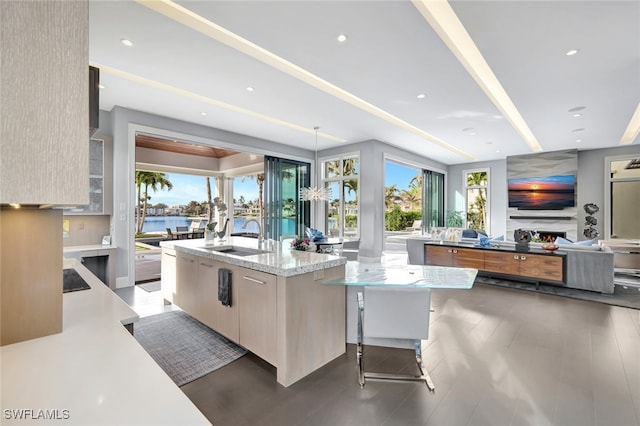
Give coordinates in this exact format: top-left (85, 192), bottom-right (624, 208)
top-left (524, 230), bottom-right (567, 243)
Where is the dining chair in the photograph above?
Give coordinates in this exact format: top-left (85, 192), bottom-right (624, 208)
top-left (357, 286), bottom-right (434, 391)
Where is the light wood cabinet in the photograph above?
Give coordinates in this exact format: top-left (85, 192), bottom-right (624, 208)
top-left (162, 248), bottom-right (346, 387)
top-left (236, 266), bottom-right (277, 365)
top-left (175, 252), bottom-right (198, 315)
top-left (161, 249), bottom-right (177, 304)
top-left (214, 264), bottom-right (239, 342)
top-left (196, 258), bottom-right (218, 331)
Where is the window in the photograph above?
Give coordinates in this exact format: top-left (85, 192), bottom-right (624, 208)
top-left (464, 168), bottom-right (489, 233)
top-left (322, 154), bottom-right (359, 238)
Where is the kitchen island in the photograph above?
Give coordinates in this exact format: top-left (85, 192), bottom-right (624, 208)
top-left (0, 258), bottom-right (209, 425)
top-left (161, 237), bottom-right (347, 387)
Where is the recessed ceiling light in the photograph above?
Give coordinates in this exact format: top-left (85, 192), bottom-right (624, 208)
top-left (121, 39), bottom-right (134, 47)
top-left (469, 132), bottom-right (476, 136)
top-left (337, 34), bottom-right (347, 43)
top-left (572, 113), bottom-right (582, 118)
top-left (98, 84), bottom-right (105, 89)
top-left (246, 86), bottom-right (254, 92)
top-left (417, 93), bottom-right (426, 99)
top-left (576, 139), bottom-right (582, 143)
top-left (566, 49), bottom-right (579, 56)
top-left (200, 112), bottom-right (207, 116)
top-left (496, 149), bottom-right (501, 153)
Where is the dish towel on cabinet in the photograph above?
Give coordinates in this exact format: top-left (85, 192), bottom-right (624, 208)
top-left (218, 268), bottom-right (232, 307)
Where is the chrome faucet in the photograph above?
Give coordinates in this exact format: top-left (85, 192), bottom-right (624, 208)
top-left (241, 218), bottom-right (264, 243)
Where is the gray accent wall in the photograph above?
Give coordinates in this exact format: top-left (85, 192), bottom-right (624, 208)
top-left (448, 145), bottom-right (640, 241)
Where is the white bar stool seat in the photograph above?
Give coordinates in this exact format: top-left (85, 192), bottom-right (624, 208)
top-left (357, 286), bottom-right (434, 391)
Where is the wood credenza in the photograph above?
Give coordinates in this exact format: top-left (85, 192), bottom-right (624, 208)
top-left (424, 243), bottom-right (566, 284)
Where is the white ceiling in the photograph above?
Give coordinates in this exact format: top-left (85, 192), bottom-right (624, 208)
top-left (89, 0), bottom-right (639, 165)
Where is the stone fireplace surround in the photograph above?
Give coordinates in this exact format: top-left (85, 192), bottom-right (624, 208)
top-left (506, 149), bottom-right (579, 242)
top-left (507, 207), bottom-right (578, 242)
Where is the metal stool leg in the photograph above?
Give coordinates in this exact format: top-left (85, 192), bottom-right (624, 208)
top-left (357, 292), bottom-right (365, 388)
top-left (415, 340), bottom-right (435, 392)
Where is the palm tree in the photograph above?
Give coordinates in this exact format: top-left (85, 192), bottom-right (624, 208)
top-left (206, 177), bottom-right (213, 223)
top-left (135, 171), bottom-right (173, 234)
top-left (384, 185), bottom-right (402, 210)
top-left (466, 171), bottom-right (488, 230)
top-left (400, 188), bottom-right (420, 210)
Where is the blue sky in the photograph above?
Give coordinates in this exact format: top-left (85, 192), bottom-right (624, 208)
top-left (144, 173), bottom-right (258, 207)
top-left (146, 162), bottom-right (419, 206)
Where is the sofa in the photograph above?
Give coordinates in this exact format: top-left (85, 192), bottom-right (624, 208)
top-left (407, 235), bottom-right (615, 294)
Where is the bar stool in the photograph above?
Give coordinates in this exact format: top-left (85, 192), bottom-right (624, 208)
top-left (357, 286), bottom-right (434, 391)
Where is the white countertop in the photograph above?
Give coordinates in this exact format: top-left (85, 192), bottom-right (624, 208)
top-left (0, 258), bottom-right (210, 426)
top-left (162, 236), bottom-right (347, 277)
top-left (63, 244), bottom-right (116, 254)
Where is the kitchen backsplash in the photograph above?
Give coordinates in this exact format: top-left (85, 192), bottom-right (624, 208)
top-left (63, 215), bottom-right (111, 247)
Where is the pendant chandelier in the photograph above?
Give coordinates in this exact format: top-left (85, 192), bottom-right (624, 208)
top-left (299, 126), bottom-right (332, 201)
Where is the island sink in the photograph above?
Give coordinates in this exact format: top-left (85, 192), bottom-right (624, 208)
top-left (199, 246), bottom-right (270, 257)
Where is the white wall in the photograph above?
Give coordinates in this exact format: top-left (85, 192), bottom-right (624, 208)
top-left (447, 159), bottom-right (507, 238)
top-left (108, 107), bottom-right (314, 286)
top-left (321, 139), bottom-right (447, 261)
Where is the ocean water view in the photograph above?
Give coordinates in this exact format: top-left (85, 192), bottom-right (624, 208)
top-left (142, 216), bottom-right (298, 235)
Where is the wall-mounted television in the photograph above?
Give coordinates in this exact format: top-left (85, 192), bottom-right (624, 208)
top-left (508, 174), bottom-right (575, 210)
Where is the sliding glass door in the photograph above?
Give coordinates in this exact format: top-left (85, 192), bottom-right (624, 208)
top-left (264, 156), bottom-right (310, 240)
top-left (422, 169), bottom-right (444, 231)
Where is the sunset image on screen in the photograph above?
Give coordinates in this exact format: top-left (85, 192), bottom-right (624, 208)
top-left (508, 175), bottom-right (575, 209)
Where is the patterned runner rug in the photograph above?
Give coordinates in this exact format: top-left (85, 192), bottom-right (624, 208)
top-left (134, 310), bottom-right (247, 386)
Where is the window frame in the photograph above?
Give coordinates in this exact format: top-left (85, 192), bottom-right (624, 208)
top-left (320, 152), bottom-right (360, 238)
top-left (463, 167), bottom-right (490, 234)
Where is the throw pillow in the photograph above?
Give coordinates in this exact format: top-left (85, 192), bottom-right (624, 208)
top-left (555, 237), bottom-right (573, 245)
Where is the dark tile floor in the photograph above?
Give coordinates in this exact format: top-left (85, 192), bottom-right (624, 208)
top-left (116, 278), bottom-right (640, 426)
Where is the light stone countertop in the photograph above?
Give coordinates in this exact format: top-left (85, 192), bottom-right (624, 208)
top-left (161, 236), bottom-right (347, 277)
top-left (0, 258), bottom-right (210, 426)
top-left (63, 244), bottom-right (116, 253)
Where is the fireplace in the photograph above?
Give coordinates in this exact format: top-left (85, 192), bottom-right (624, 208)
top-left (525, 230), bottom-right (566, 243)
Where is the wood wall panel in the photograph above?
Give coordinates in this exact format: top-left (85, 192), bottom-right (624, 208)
top-left (1, 209), bottom-right (63, 346)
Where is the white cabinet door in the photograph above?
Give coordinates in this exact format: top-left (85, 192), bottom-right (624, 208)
top-left (161, 249), bottom-right (176, 304)
top-left (197, 258), bottom-right (218, 330)
top-left (236, 266), bottom-right (277, 365)
top-left (175, 252), bottom-right (198, 315)
top-left (215, 264), bottom-right (239, 342)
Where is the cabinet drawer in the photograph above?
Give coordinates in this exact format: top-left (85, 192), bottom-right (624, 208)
top-left (452, 248), bottom-right (484, 269)
top-left (425, 245), bottom-right (453, 266)
top-left (484, 251), bottom-right (521, 275)
top-left (519, 254), bottom-right (564, 282)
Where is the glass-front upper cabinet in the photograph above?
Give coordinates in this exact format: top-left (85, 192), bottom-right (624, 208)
top-left (64, 138), bottom-right (112, 215)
